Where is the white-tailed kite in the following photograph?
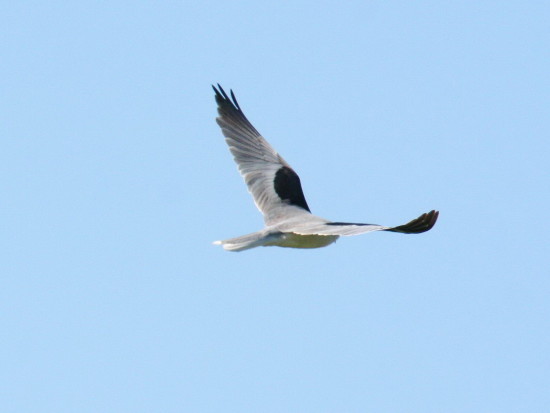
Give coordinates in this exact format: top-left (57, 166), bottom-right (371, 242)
top-left (212, 85), bottom-right (438, 251)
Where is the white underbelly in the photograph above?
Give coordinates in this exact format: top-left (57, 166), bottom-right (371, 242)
top-left (267, 232), bottom-right (339, 249)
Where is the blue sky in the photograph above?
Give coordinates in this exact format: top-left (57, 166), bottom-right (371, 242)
top-left (2, 1), bottom-right (549, 412)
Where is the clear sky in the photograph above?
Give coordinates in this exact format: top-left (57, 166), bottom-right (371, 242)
top-left (2, 1), bottom-right (549, 412)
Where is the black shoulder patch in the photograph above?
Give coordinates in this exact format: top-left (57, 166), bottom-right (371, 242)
top-left (273, 166), bottom-right (311, 212)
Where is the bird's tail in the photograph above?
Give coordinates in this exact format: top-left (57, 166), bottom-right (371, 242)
top-left (213, 230), bottom-right (278, 252)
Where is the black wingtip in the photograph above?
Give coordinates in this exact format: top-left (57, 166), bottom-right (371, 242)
top-left (212, 84), bottom-right (242, 112)
top-left (230, 89), bottom-right (241, 110)
top-left (386, 210), bottom-right (439, 234)
top-left (212, 84), bottom-right (260, 138)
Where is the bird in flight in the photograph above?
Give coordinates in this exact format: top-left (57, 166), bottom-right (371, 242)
top-left (212, 85), bottom-right (438, 251)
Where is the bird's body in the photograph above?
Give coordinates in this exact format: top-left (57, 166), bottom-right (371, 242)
top-left (214, 209), bottom-right (339, 251)
top-left (212, 85), bottom-right (438, 251)
top-left (214, 231), bottom-right (338, 252)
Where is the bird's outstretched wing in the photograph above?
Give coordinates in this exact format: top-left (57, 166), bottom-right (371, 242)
top-left (286, 210), bottom-right (439, 236)
top-left (213, 85), bottom-right (311, 224)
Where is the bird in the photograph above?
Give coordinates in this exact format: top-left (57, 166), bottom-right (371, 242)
top-left (212, 84), bottom-right (438, 251)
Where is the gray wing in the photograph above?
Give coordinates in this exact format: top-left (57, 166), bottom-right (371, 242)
top-left (287, 210), bottom-right (439, 236)
top-left (213, 85), bottom-right (311, 224)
